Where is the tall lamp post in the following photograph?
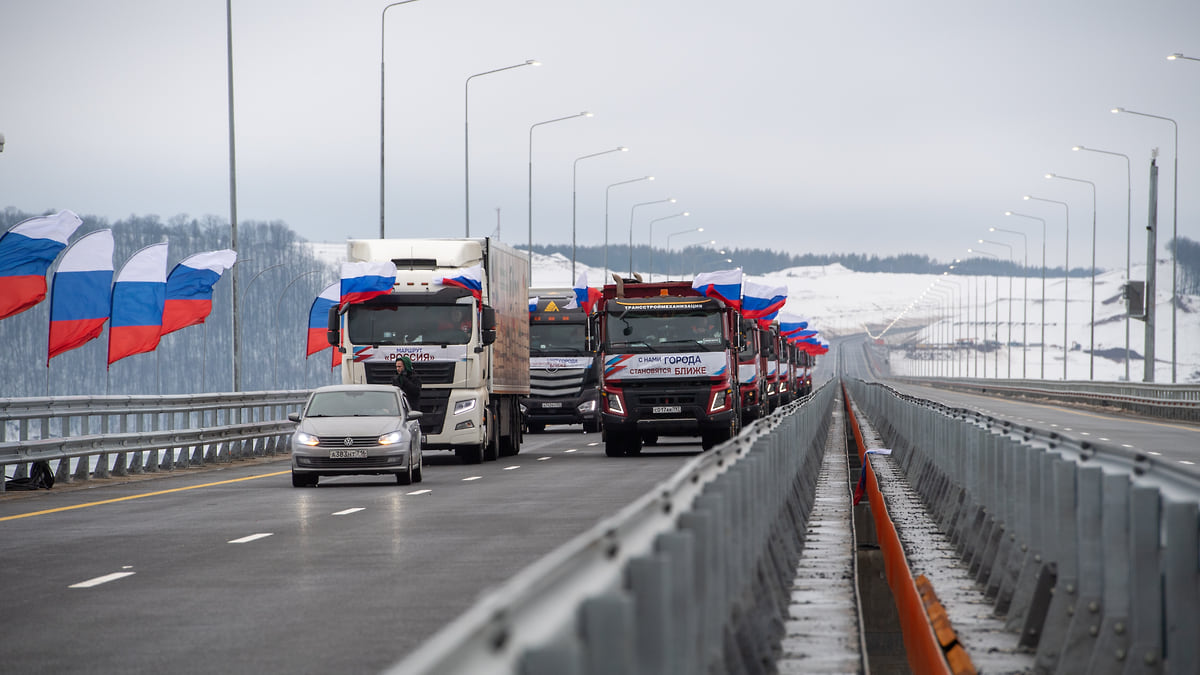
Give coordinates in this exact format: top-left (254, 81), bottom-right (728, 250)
top-left (465, 59), bottom-right (539, 236)
top-left (379, 0), bottom-right (422, 239)
top-left (274, 270), bottom-right (324, 389)
top-left (1024, 195), bottom-right (1070, 380)
top-left (1073, 144), bottom-right (1132, 380)
top-left (1047, 173), bottom-right (1098, 380)
top-left (571, 147), bottom-right (628, 280)
top-left (647, 212), bottom-right (689, 281)
top-left (990, 226), bottom-right (1028, 378)
top-left (628, 198), bottom-right (675, 275)
top-left (604, 176), bottom-right (654, 280)
top-left (1167, 52), bottom-right (1200, 62)
top-left (1006, 211), bottom-right (1047, 378)
top-left (528, 111), bottom-right (591, 278)
top-left (225, 0), bottom-right (242, 391)
top-left (979, 239), bottom-right (1015, 378)
top-left (1112, 107), bottom-right (1180, 382)
top-left (968, 248), bottom-right (1001, 378)
top-left (666, 226), bottom-right (705, 278)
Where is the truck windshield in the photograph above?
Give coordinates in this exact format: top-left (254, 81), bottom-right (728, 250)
top-left (606, 310), bottom-right (725, 352)
top-left (530, 322), bottom-right (587, 354)
top-left (347, 304), bottom-right (473, 345)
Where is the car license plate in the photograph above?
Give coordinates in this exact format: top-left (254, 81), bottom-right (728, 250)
top-left (652, 405), bottom-right (682, 414)
top-left (542, 402), bottom-right (562, 408)
top-left (329, 449), bottom-right (367, 459)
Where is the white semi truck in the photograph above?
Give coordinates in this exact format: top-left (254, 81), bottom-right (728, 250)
top-left (327, 238), bottom-right (529, 464)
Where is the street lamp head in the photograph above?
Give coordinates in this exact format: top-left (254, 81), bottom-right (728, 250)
top-left (1168, 53), bottom-right (1182, 60)
top-left (1072, 145), bottom-right (1084, 151)
top-left (978, 239), bottom-right (985, 244)
top-left (682, 212), bottom-right (690, 216)
top-left (668, 198), bottom-right (677, 203)
top-left (988, 227), bottom-right (996, 232)
top-left (582, 111), bottom-right (594, 117)
top-left (527, 60), bottom-right (541, 66)
top-left (646, 176), bottom-right (655, 181)
top-left (1111, 107), bottom-right (1124, 114)
top-left (1022, 195), bottom-right (1032, 201)
top-left (697, 227), bottom-right (704, 232)
top-left (1044, 173), bottom-right (1055, 179)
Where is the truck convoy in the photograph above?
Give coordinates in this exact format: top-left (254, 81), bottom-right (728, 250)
top-left (327, 238), bottom-right (529, 464)
top-left (596, 276), bottom-right (742, 456)
top-left (522, 289), bottom-right (602, 433)
top-left (736, 317), bottom-right (767, 425)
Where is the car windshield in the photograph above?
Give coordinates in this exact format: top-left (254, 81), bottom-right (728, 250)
top-left (347, 304), bottom-right (473, 345)
top-left (530, 322), bottom-right (587, 354)
top-left (605, 310), bottom-right (725, 352)
top-left (305, 390), bottom-right (400, 417)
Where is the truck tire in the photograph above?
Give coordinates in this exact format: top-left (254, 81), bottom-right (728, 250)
top-left (583, 419), bottom-right (601, 434)
top-left (605, 429), bottom-right (638, 457)
top-left (499, 407), bottom-right (520, 457)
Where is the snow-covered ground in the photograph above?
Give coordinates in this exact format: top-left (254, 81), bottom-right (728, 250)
top-left (306, 241), bottom-right (1198, 384)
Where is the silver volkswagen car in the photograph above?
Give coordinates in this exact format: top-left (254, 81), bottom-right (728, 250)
top-left (289, 384), bottom-right (423, 487)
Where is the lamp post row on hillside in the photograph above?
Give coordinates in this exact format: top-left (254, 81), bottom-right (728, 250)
top-left (629, 198), bottom-right (676, 276)
top-left (1045, 173), bottom-right (1097, 380)
top-left (647, 212), bottom-right (689, 282)
top-left (529, 112), bottom-right (591, 277)
top-left (989, 226), bottom-right (1028, 378)
top-left (571, 148), bottom-right (628, 280)
top-left (1006, 211), bottom-right (1047, 379)
top-left (604, 176), bottom-right (654, 280)
top-left (1023, 195), bottom-right (1069, 381)
top-left (978, 239), bottom-right (1014, 379)
top-left (465, 59), bottom-right (539, 237)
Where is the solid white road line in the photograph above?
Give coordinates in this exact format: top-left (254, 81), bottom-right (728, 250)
top-left (332, 508), bottom-right (365, 516)
top-left (70, 572), bottom-right (135, 589)
top-left (228, 533), bottom-right (274, 544)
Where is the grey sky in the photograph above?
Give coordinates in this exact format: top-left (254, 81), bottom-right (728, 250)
top-left (2, 0), bottom-right (1197, 271)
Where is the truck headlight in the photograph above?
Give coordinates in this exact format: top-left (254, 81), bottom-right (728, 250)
top-left (294, 431), bottom-right (319, 446)
top-left (453, 399), bottom-right (477, 415)
top-left (709, 389), bottom-right (728, 413)
top-left (604, 391), bottom-right (625, 416)
top-left (577, 400), bottom-right (597, 413)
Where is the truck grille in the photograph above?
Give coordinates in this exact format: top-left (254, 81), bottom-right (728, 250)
top-left (364, 361), bottom-right (457, 385)
top-left (529, 367), bottom-right (587, 398)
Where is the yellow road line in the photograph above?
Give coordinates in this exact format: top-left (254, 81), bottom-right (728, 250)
top-left (0, 470), bottom-right (290, 522)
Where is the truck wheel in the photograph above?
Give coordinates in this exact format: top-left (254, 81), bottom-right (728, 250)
top-left (605, 429), bottom-right (631, 457)
top-left (528, 422), bottom-right (545, 434)
top-left (583, 419), bottom-right (601, 434)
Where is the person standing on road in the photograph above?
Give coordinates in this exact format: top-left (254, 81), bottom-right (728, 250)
top-left (391, 356), bottom-right (422, 406)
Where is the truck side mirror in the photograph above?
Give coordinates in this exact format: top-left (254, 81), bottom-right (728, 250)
top-left (326, 306), bottom-right (341, 346)
top-left (481, 306), bottom-right (497, 331)
top-left (481, 329), bottom-right (497, 346)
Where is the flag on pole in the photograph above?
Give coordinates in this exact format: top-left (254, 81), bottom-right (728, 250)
top-left (691, 268), bottom-right (742, 309)
top-left (308, 283), bottom-right (339, 358)
top-left (741, 280), bottom-right (787, 326)
top-left (778, 313), bottom-right (811, 336)
top-left (573, 270), bottom-right (601, 314)
top-left (47, 229), bottom-right (114, 363)
top-left (108, 242), bottom-right (169, 366)
top-left (340, 261), bottom-right (396, 307)
top-left (0, 210), bottom-right (84, 320)
top-left (161, 249), bottom-right (237, 335)
top-left (436, 264), bottom-right (484, 301)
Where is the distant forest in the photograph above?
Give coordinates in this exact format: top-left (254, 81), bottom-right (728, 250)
top-left (535, 244), bottom-right (1099, 279)
top-left (3, 206), bottom-right (1197, 396)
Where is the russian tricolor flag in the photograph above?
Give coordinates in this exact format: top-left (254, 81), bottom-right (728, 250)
top-left (691, 268), bottom-right (742, 309)
top-left (573, 270), bottom-right (601, 314)
top-left (161, 249), bottom-right (237, 336)
top-left (108, 242), bottom-right (169, 366)
top-left (778, 313), bottom-right (811, 337)
top-left (341, 261), bottom-right (396, 307)
top-left (741, 280), bottom-right (787, 326)
top-left (0, 210), bottom-right (84, 320)
top-left (436, 264), bottom-right (484, 301)
top-left (308, 283), bottom-right (339, 359)
top-left (47, 229), bottom-right (114, 363)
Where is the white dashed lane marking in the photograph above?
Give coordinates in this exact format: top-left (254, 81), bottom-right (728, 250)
top-left (229, 533), bottom-right (273, 544)
top-left (462, 476), bottom-right (482, 482)
top-left (406, 489), bottom-right (432, 495)
top-left (70, 572), bottom-right (135, 589)
top-left (503, 466), bottom-right (520, 471)
top-left (537, 457), bottom-right (551, 461)
top-left (332, 508), bottom-right (365, 516)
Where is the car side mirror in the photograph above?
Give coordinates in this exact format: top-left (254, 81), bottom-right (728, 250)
top-left (408, 410), bottom-right (424, 420)
top-left (288, 412), bottom-right (301, 423)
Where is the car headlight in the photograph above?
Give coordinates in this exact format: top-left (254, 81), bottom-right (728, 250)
top-left (453, 399), bottom-right (477, 415)
top-left (294, 431), bottom-right (319, 447)
top-left (577, 400), bottom-right (597, 413)
top-left (378, 431), bottom-right (402, 445)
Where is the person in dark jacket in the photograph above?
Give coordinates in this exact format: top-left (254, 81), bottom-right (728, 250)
top-left (391, 356), bottom-right (422, 406)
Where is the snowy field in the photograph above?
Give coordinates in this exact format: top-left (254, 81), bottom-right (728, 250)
top-left (308, 242), bottom-right (1198, 384)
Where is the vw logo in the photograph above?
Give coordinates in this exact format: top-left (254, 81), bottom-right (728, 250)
top-left (343, 437), bottom-right (354, 447)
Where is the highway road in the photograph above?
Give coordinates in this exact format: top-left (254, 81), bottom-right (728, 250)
top-left (0, 428), bottom-right (704, 674)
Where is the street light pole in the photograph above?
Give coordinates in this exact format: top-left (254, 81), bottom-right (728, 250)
top-left (571, 147), bottom-right (628, 281)
top-left (528, 112), bottom-right (591, 278)
top-left (379, 0), bottom-right (422, 239)
top-left (1073, 145), bottom-right (1132, 380)
top-left (665, 227), bottom-right (704, 279)
top-left (274, 270), bottom-right (324, 389)
top-left (465, 59), bottom-right (539, 236)
top-left (1024, 195), bottom-right (1070, 380)
top-left (628, 198), bottom-right (675, 275)
top-left (969, 248), bottom-right (1001, 378)
top-left (225, 0), bottom-right (241, 392)
top-left (647, 212), bottom-right (688, 282)
top-left (1047, 173), bottom-right (1098, 379)
top-left (1006, 211), bottom-right (1047, 378)
top-left (979, 239), bottom-right (1015, 378)
top-left (990, 226), bottom-right (1028, 378)
top-left (604, 176), bottom-right (654, 280)
top-left (1112, 107), bottom-right (1180, 382)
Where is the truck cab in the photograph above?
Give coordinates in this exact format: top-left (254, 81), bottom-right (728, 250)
top-left (737, 317), bottom-right (767, 425)
top-left (522, 290), bottom-right (602, 433)
top-left (597, 278), bottom-right (741, 456)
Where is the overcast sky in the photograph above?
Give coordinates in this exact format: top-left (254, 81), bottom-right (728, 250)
top-left (3, 0), bottom-right (1198, 271)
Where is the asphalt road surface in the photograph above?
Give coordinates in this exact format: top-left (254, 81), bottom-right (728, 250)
top-left (0, 427), bottom-right (703, 674)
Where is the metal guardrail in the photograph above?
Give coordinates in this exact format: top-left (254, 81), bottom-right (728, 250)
top-left (1, 391), bottom-right (307, 492)
top-left (846, 378), bottom-right (1200, 674)
top-left (387, 382), bottom-right (838, 674)
top-left (895, 376), bottom-right (1200, 422)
